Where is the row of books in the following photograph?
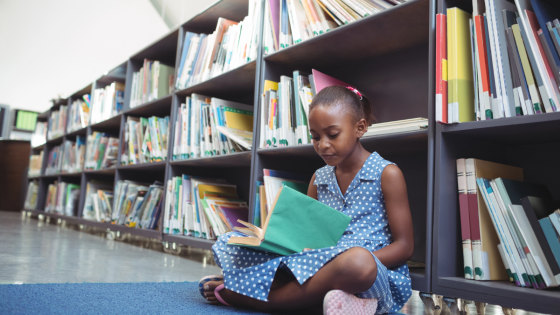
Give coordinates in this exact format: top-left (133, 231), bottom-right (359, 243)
top-left (175, 0), bottom-right (261, 90)
top-left (172, 95), bottom-right (253, 160)
top-left (90, 82), bottom-right (124, 124)
top-left (45, 137), bottom-right (86, 175)
top-left (32, 121), bottom-right (47, 147)
top-left (47, 106), bottom-right (67, 140)
top-left (130, 61), bottom-right (174, 108)
top-left (108, 180), bottom-right (164, 229)
top-left (259, 69), bottom-right (429, 148)
top-left (82, 180), bottom-right (113, 222)
top-left (24, 180), bottom-right (39, 210)
top-left (28, 152), bottom-right (43, 177)
top-left (436, 0), bottom-right (560, 123)
top-left (122, 116), bottom-right (169, 165)
top-left (66, 97), bottom-right (90, 133)
top-left (45, 181), bottom-right (81, 216)
top-left (456, 158), bottom-right (560, 289)
top-left (163, 176), bottom-right (246, 239)
top-left (263, 0), bottom-right (409, 54)
top-left (84, 132), bottom-right (118, 171)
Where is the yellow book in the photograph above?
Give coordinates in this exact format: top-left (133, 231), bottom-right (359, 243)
top-left (197, 184), bottom-right (238, 200)
top-left (263, 80), bottom-right (278, 92)
top-left (223, 108), bottom-right (253, 131)
top-left (447, 8), bottom-right (474, 123)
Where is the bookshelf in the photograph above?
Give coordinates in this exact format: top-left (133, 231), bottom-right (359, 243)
top-left (430, 0), bottom-right (560, 313)
top-left (20, 0), bottom-right (514, 309)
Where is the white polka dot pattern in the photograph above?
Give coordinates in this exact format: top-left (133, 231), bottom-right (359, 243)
top-left (211, 152), bottom-right (412, 314)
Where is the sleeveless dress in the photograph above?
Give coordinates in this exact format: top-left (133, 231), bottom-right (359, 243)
top-left (211, 152), bottom-right (412, 314)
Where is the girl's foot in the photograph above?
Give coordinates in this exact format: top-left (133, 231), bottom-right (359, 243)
top-left (199, 275), bottom-right (224, 305)
top-left (323, 290), bottom-right (378, 315)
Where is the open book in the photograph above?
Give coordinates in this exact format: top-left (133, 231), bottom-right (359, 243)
top-left (228, 186), bottom-right (351, 255)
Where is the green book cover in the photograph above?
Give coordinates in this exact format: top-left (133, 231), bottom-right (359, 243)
top-left (281, 181), bottom-right (308, 194)
top-left (228, 186), bottom-right (351, 256)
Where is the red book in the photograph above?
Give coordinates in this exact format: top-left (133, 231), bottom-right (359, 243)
top-left (457, 158), bottom-right (473, 280)
top-left (436, 14), bottom-right (448, 124)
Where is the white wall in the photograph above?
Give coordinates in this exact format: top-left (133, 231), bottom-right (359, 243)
top-left (0, 0), bottom-right (171, 112)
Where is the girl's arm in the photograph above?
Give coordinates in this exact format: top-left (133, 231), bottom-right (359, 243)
top-left (307, 173), bottom-right (318, 200)
top-left (373, 165), bottom-right (414, 268)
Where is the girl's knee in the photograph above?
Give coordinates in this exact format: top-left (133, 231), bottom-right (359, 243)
top-left (335, 248), bottom-right (378, 291)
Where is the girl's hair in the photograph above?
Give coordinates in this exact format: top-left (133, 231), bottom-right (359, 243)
top-left (309, 85), bottom-right (376, 125)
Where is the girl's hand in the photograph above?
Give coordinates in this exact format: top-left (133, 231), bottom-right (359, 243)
top-left (303, 248), bottom-right (312, 252)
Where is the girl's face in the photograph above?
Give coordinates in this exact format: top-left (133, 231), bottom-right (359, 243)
top-left (309, 105), bottom-right (367, 166)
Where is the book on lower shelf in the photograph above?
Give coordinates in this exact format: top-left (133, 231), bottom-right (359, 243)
top-left (24, 180), bottom-right (39, 210)
top-left (45, 145), bottom-right (63, 175)
top-left (84, 132), bottom-right (118, 170)
top-left (437, 0), bottom-right (560, 124)
top-left (172, 95), bottom-right (253, 160)
top-left (162, 175), bottom-right (248, 240)
top-left (122, 116), bottom-right (169, 165)
top-left (90, 82), bottom-right (124, 124)
top-left (28, 152), bottom-right (43, 177)
top-left (83, 180), bottom-right (114, 222)
top-left (45, 181), bottom-right (80, 216)
top-left (110, 180), bottom-right (164, 229)
top-left (61, 137), bottom-right (86, 173)
top-left (456, 157), bottom-right (560, 289)
top-left (259, 70), bottom-right (427, 149)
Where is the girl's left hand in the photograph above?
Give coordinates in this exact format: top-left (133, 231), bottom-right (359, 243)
top-left (303, 248), bottom-right (312, 252)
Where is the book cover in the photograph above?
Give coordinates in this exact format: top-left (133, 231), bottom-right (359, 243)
top-left (436, 14), bottom-right (448, 124)
top-left (311, 69), bottom-right (354, 94)
top-left (228, 186), bottom-right (351, 255)
top-left (457, 158), bottom-right (474, 279)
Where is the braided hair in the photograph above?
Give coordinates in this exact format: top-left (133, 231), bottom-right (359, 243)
top-left (309, 85), bottom-right (376, 125)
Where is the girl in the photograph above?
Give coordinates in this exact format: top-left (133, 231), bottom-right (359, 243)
top-left (200, 85), bottom-right (414, 314)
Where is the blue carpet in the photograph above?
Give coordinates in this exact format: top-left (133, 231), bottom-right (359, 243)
top-left (0, 281), bottom-right (278, 315)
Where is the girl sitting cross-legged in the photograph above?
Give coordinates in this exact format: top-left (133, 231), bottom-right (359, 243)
top-left (199, 85), bottom-right (415, 315)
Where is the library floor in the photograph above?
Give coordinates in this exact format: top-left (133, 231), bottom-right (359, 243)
top-left (0, 211), bottom-right (540, 315)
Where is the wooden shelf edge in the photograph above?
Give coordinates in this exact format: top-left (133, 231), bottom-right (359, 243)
top-left (162, 234), bottom-right (215, 250)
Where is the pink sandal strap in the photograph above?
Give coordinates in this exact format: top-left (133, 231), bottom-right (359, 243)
top-left (214, 284), bottom-right (231, 306)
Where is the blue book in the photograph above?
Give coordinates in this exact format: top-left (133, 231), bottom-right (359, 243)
top-left (186, 34), bottom-right (207, 88)
top-left (539, 217), bottom-right (560, 269)
top-left (177, 32), bottom-right (197, 87)
top-left (529, 0), bottom-right (560, 69)
top-left (484, 15), bottom-right (496, 118)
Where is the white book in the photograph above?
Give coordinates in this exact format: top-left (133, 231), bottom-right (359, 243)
top-left (486, 0), bottom-right (517, 117)
top-left (514, 0), bottom-right (560, 112)
top-left (287, 0), bottom-right (312, 44)
top-left (163, 179), bottom-right (173, 233)
top-left (178, 35), bottom-right (201, 89)
top-left (510, 204), bottom-right (559, 286)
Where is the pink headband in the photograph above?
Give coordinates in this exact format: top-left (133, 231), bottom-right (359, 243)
top-left (346, 86), bottom-right (362, 100)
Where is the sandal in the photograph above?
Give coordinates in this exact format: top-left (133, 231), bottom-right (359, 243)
top-left (214, 284), bottom-right (231, 306)
top-left (323, 290), bottom-right (377, 315)
top-left (198, 274), bottom-right (223, 298)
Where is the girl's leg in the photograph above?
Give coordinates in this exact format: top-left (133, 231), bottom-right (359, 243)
top-left (204, 247), bottom-right (377, 312)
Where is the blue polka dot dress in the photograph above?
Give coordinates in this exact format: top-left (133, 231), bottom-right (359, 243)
top-left (212, 152), bottom-right (412, 314)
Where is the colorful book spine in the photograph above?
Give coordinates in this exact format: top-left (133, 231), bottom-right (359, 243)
top-left (436, 14), bottom-right (448, 124)
top-left (457, 158), bottom-right (473, 279)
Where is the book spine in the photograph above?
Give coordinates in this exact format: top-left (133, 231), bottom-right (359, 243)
top-left (457, 158), bottom-right (473, 279)
top-left (436, 14), bottom-right (448, 124)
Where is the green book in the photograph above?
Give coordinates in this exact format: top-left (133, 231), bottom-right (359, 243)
top-left (228, 186), bottom-right (351, 256)
top-left (282, 181), bottom-right (308, 194)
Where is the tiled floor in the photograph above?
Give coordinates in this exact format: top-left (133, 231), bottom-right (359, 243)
top-left (0, 211), bottom-right (541, 315)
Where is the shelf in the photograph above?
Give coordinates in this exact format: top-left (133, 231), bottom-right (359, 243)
top-left (59, 171), bottom-right (82, 177)
top-left (11, 127), bottom-right (33, 133)
top-left (106, 223), bottom-right (162, 240)
top-left (264, 0), bottom-right (429, 69)
top-left (46, 135), bottom-right (64, 145)
top-left (70, 84), bottom-right (92, 99)
top-left (89, 114), bottom-right (122, 131)
top-left (441, 112), bottom-right (560, 145)
top-left (42, 173), bottom-right (59, 179)
top-left (175, 61), bottom-right (257, 103)
top-left (162, 234), bottom-right (215, 250)
top-left (118, 161), bottom-right (167, 171)
top-left (38, 111), bottom-right (49, 120)
top-left (84, 167), bottom-right (116, 175)
top-left (257, 129), bottom-right (428, 159)
top-left (438, 277), bottom-right (560, 313)
top-left (124, 94), bottom-right (173, 117)
top-left (170, 151), bottom-right (251, 168)
top-left (181, 0), bottom-right (248, 34)
top-left (32, 144), bottom-right (45, 150)
top-left (65, 127), bottom-right (88, 138)
top-left (409, 267), bottom-right (426, 291)
top-left (27, 175), bottom-right (40, 179)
